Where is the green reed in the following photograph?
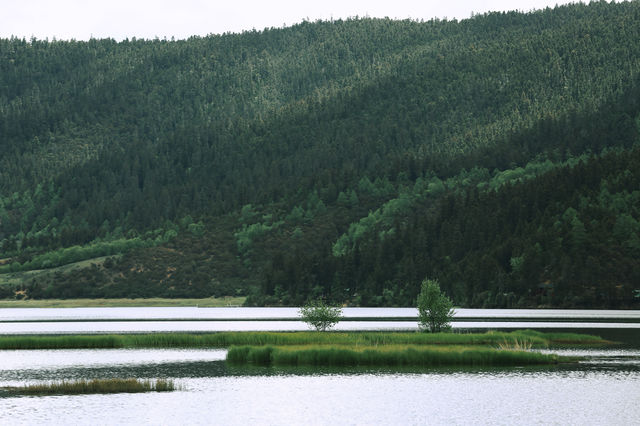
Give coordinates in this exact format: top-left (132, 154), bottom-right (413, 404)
top-left (3, 378), bottom-right (176, 396)
top-left (0, 330), bottom-right (608, 350)
top-left (0, 334), bottom-right (124, 350)
top-left (226, 344), bottom-right (563, 367)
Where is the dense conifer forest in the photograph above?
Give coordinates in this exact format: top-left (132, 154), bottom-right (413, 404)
top-left (1, 1), bottom-right (639, 307)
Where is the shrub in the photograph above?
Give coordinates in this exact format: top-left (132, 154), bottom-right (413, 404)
top-left (417, 278), bottom-right (454, 333)
top-left (299, 299), bottom-right (342, 331)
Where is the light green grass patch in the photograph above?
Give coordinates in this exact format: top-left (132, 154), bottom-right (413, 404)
top-left (0, 255), bottom-right (116, 288)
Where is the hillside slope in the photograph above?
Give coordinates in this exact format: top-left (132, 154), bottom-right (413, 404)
top-left (1, 2), bottom-right (639, 307)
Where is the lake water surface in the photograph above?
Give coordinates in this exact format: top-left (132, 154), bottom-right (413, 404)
top-left (1, 308), bottom-right (639, 425)
top-left (1, 307), bottom-right (639, 334)
top-left (1, 347), bottom-right (639, 425)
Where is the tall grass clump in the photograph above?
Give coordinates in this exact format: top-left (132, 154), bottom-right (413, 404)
top-left (0, 335), bottom-right (124, 350)
top-left (226, 344), bottom-right (562, 367)
top-left (133, 331), bottom-right (548, 348)
top-left (497, 338), bottom-right (533, 351)
top-left (3, 378), bottom-right (176, 396)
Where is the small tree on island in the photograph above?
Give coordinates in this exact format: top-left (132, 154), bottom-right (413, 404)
top-left (299, 299), bottom-right (343, 331)
top-left (417, 278), bottom-right (455, 333)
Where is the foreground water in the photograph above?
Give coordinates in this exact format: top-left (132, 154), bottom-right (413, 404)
top-left (1, 347), bottom-right (639, 425)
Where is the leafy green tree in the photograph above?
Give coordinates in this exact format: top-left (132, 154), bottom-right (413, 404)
top-left (299, 299), bottom-right (342, 331)
top-left (417, 278), bottom-right (455, 332)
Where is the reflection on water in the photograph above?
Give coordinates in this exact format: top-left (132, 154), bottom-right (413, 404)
top-left (0, 347), bottom-right (639, 425)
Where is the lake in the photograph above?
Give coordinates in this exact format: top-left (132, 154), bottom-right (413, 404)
top-left (1, 308), bottom-right (639, 425)
top-left (1, 307), bottom-right (639, 334)
top-left (1, 347), bottom-right (639, 425)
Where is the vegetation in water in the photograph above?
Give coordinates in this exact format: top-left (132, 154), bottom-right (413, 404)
top-left (299, 299), bottom-right (343, 331)
top-left (417, 278), bottom-right (454, 332)
top-left (2, 378), bottom-right (176, 396)
top-left (225, 344), bottom-right (564, 367)
top-left (0, 2), bottom-right (639, 308)
top-left (0, 330), bottom-right (609, 350)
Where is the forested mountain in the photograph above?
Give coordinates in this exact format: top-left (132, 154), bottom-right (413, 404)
top-left (1, 1), bottom-right (639, 307)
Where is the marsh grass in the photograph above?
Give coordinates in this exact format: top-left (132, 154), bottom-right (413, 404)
top-left (226, 344), bottom-right (562, 367)
top-left (3, 378), bottom-right (177, 396)
top-left (0, 330), bottom-right (608, 350)
top-left (0, 335), bottom-right (123, 350)
top-left (498, 338), bottom-right (533, 351)
top-left (516, 330), bottom-right (611, 345)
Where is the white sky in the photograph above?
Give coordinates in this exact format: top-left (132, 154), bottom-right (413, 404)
top-left (1, 0), bottom-right (584, 41)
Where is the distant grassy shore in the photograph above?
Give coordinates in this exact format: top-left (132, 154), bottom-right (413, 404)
top-left (0, 297), bottom-right (245, 308)
top-left (1, 378), bottom-right (176, 396)
top-left (0, 330), bottom-right (609, 350)
top-left (226, 344), bottom-right (566, 367)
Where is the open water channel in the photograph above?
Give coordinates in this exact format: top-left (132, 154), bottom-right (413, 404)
top-left (1, 308), bottom-right (639, 425)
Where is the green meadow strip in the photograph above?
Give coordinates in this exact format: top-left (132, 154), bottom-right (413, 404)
top-left (0, 335), bottom-right (124, 350)
top-left (2, 378), bottom-right (176, 396)
top-left (0, 297), bottom-right (246, 308)
top-left (0, 330), bottom-right (608, 350)
top-left (226, 344), bottom-right (563, 367)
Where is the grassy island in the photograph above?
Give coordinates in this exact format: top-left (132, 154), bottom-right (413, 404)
top-left (0, 330), bottom-right (602, 368)
top-left (226, 344), bottom-right (564, 367)
top-left (2, 378), bottom-right (176, 396)
top-left (0, 330), bottom-right (609, 350)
